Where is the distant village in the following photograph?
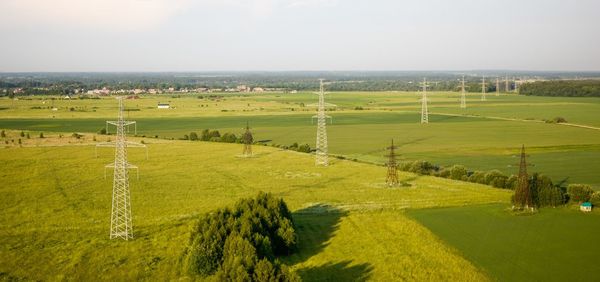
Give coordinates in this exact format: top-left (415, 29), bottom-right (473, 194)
top-left (5, 85), bottom-right (297, 97)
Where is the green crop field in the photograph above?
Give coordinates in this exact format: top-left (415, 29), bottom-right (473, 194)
top-left (408, 204), bottom-right (600, 281)
top-left (1, 92), bottom-right (600, 187)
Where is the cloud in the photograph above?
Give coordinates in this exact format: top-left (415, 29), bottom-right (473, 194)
top-left (0, 0), bottom-right (190, 32)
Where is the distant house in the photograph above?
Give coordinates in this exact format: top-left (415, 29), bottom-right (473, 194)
top-left (580, 202), bottom-right (592, 212)
top-left (157, 103), bottom-right (170, 109)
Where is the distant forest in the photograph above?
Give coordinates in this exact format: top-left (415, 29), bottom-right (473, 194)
top-left (520, 80), bottom-right (600, 97)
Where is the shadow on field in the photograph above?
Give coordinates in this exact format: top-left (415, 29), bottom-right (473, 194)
top-left (289, 204), bottom-right (373, 280)
top-left (297, 260), bottom-right (373, 282)
top-left (289, 204), bottom-right (348, 264)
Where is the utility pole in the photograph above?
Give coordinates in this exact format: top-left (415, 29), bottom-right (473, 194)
top-left (421, 78), bottom-right (429, 124)
top-left (386, 139), bottom-right (399, 187)
top-left (513, 145), bottom-right (534, 211)
top-left (496, 77), bottom-right (500, 96)
top-left (107, 97), bottom-right (136, 240)
top-left (242, 122), bottom-right (253, 157)
top-left (313, 79), bottom-right (333, 166)
top-left (481, 75), bottom-right (487, 101)
top-left (460, 75), bottom-right (467, 109)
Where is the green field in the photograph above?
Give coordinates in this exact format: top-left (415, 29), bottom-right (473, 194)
top-left (2, 91), bottom-right (600, 280)
top-left (2, 92), bottom-right (600, 187)
top-left (408, 204), bottom-right (600, 281)
top-left (0, 141), bottom-right (509, 280)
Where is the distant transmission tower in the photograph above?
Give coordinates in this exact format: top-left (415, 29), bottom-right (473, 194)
top-left (496, 77), bottom-right (500, 96)
top-left (242, 122), bottom-right (253, 157)
top-left (481, 75), bottom-right (487, 101)
top-left (513, 145), bottom-right (534, 211)
top-left (421, 78), bottom-right (429, 124)
top-left (460, 75), bottom-right (467, 109)
top-left (101, 97), bottom-right (144, 240)
top-left (505, 75), bottom-right (509, 92)
top-left (385, 139), bottom-right (399, 187)
top-left (312, 79), bottom-right (334, 166)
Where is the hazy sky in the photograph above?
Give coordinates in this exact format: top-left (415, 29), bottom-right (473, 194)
top-left (0, 0), bottom-right (599, 72)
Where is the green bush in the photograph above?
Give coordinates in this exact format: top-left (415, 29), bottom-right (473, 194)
top-left (183, 192), bottom-right (297, 278)
top-left (189, 132), bottom-right (198, 141)
top-left (567, 184), bottom-right (594, 203)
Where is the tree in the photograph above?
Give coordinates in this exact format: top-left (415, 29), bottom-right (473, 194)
top-left (26, 132), bottom-right (30, 139)
top-left (297, 144), bottom-right (311, 153)
top-left (39, 132), bottom-right (44, 138)
top-left (1, 130), bottom-right (5, 138)
top-left (567, 184), bottom-right (594, 203)
top-left (98, 128), bottom-right (107, 135)
top-left (221, 132), bottom-right (237, 143)
top-left (448, 165), bottom-right (467, 180)
top-left (200, 129), bottom-right (210, 141)
top-left (20, 131), bottom-right (25, 137)
top-left (189, 132), bottom-right (199, 141)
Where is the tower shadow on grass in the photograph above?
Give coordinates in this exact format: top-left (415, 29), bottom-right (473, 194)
top-left (297, 260), bottom-right (373, 282)
top-left (287, 204), bottom-right (373, 281)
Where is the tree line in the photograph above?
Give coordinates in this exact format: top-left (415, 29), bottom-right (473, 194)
top-left (182, 192), bottom-right (300, 281)
top-left (398, 160), bottom-right (599, 208)
top-left (520, 80), bottom-right (600, 97)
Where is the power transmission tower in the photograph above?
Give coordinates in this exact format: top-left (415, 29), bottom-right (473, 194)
top-left (505, 75), bottom-right (509, 92)
top-left (385, 139), bottom-right (399, 187)
top-left (481, 75), bottom-right (487, 101)
top-left (460, 75), bottom-right (467, 109)
top-left (105, 97), bottom-right (138, 240)
top-left (515, 77), bottom-right (520, 94)
top-left (496, 77), bottom-right (500, 96)
top-left (311, 79), bottom-right (334, 166)
top-left (513, 145), bottom-right (534, 211)
top-left (421, 78), bottom-right (429, 124)
top-left (242, 122), bottom-right (253, 157)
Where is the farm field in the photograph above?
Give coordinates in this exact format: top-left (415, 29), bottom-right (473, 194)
top-left (408, 204), bottom-right (600, 281)
top-left (0, 140), bottom-right (509, 280)
top-left (1, 92), bottom-right (600, 188)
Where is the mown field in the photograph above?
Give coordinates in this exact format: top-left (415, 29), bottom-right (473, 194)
top-left (1, 92), bottom-right (600, 187)
top-left (0, 140), bottom-right (510, 281)
top-left (408, 204), bottom-right (600, 281)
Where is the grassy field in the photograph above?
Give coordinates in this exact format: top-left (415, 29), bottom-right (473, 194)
top-left (0, 139), bottom-right (511, 280)
top-left (2, 92), bottom-right (600, 187)
top-left (408, 204), bottom-right (600, 281)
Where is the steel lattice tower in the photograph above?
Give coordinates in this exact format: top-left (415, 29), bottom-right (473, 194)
top-left (513, 145), bottom-right (534, 211)
top-left (108, 97), bottom-right (135, 240)
top-left (242, 122), bottom-right (253, 157)
top-left (505, 75), bottom-right (509, 92)
top-left (496, 77), bottom-right (500, 96)
top-left (460, 75), bottom-right (467, 109)
top-left (421, 78), bottom-right (429, 124)
top-left (313, 79), bottom-right (332, 166)
top-left (386, 139), bottom-right (399, 187)
top-left (481, 75), bottom-right (487, 101)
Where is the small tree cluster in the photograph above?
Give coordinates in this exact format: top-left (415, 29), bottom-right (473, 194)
top-left (183, 192), bottom-right (299, 281)
top-left (567, 184), bottom-right (594, 204)
top-left (286, 142), bottom-right (311, 153)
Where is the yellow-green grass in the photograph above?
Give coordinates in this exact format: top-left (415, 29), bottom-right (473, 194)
top-left (408, 204), bottom-right (600, 281)
top-left (0, 141), bottom-right (509, 280)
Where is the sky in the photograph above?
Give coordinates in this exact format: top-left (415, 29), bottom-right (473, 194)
top-left (0, 0), bottom-right (599, 72)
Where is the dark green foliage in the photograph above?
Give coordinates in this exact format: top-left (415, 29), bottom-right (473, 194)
top-left (567, 184), bottom-right (594, 203)
top-left (189, 132), bottom-right (198, 141)
top-left (98, 128), bottom-right (107, 135)
top-left (221, 132), bottom-right (238, 143)
top-left (400, 161), bottom-right (438, 175)
top-left (183, 192), bottom-right (298, 280)
top-left (448, 165), bottom-right (467, 180)
top-left (26, 132), bottom-right (30, 139)
top-left (590, 192), bottom-right (600, 206)
top-left (200, 129), bottom-right (210, 141)
top-left (484, 170), bottom-right (508, 188)
top-left (39, 132), bottom-right (44, 138)
top-left (20, 131), bottom-right (25, 137)
top-left (0, 130), bottom-right (5, 138)
top-left (520, 80), bottom-right (600, 97)
top-left (297, 144), bottom-right (311, 153)
top-left (530, 173), bottom-right (565, 207)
